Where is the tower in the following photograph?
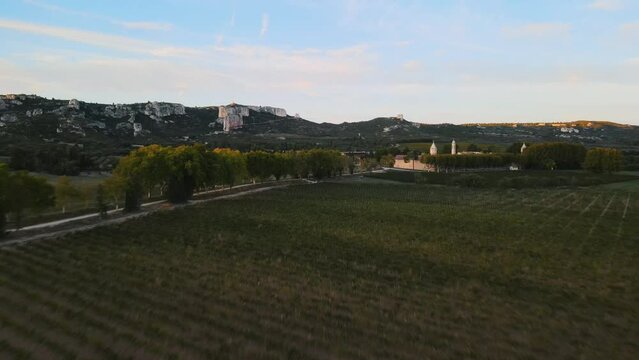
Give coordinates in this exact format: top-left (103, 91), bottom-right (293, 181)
top-left (521, 143), bottom-right (527, 153)
top-left (451, 139), bottom-right (457, 155)
top-left (430, 141), bottom-right (438, 156)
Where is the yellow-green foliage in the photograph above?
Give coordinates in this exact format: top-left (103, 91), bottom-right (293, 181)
top-left (522, 142), bottom-right (587, 170)
top-left (583, 147), bottom-right (624, 173)
top-left (112, 145), bottom-right (348, 208)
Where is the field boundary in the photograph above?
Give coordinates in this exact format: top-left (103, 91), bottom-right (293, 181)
top-left (0, 181), bottom-right (310, 248)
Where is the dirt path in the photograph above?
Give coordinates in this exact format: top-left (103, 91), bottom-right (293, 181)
top-left (0, 182), bottom-right (301, 248)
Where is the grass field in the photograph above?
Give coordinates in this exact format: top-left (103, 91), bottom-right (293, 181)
top-left (367, 169), bottom-right (639, 188)
top-left (0, 182), bottom-right (638, 359)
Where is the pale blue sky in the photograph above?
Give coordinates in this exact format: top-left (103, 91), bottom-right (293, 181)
top-left (1, 0), bottom-right (638, 124)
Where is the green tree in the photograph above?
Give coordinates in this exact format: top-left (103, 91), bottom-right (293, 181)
top-left (583, 148), bottom-right (624, 173)
top-left (522, 142), bottom-right (586, 170)
top-left (289, 151), bottom-right (309, 178)
top-left (165, 144), bottom-right (212, 203)
top-left (346, 156), bottom-right (356, 174)
top-left (379, 154), bottom-right (395, 168)
top-left (95, 184), bottom-right (109, 219)
top-left (0, 164), bottom-right (9, 236)
top-left (214, 148), bottom-right (248, 187)
top-left (246, 151), bottom-right (272, 183)
top-left (104, 175), bottom-right (126, 210)
top-left (5, 171), bottom-right (55, 229)
top-left (55, 176), bottom-right (82, 214)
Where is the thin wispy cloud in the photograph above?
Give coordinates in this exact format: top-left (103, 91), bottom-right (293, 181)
top-left (116, 21), bottom-right (174, 31)
top-left (3, 1), bottom-right (639, 124)
top-left (0, 19), bottom-right (196, 57)
top-left (502, 23), bottom-right (571, 38)
top-left (621, 22), bottom-right (639, 35)
top-left (588, 0), bottom-right (625, 11)
top-left (22, 0), bottom-right (92, 17)
top-left (260, 13), bottom-right (269, 37)
top-left (402, 60), bottom-right (422, 72)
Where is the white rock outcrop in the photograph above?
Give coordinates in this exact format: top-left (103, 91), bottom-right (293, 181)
top-left (144, 102), bottom-right (186, 121)
top-left (116, 122), bottom-right (133, 131)
top-left (1, 113), bottom-right (18, 123)
top-left (87, 121), bottom-right (106, 129)
top-left (133, 123), bottom-right (143, 136)
top-left (104, 104), bottom-right (131, 118)
top-left (0, 99), bottom-right (6, 110)
top-left (68, 99), bottom-right (80, 110)
top-left (26, 109), bottom-right (43, 117)
top-left (218, 103), bottom-right (287, 132)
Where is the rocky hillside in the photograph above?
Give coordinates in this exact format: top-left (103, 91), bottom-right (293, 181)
top-left (0, 94), bottom-right (218, 141)
top-left (1, 94), bottom-right (638, 155)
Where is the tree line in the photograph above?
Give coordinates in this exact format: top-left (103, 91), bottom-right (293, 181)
top-left (0, 146), bottom-right (349, 235)
top-left (416, 142), bottom-right (625, 173)
top-left (9, 144), bottom-right (94, 176)
top-left (109, 145), bottom-right (349, 211)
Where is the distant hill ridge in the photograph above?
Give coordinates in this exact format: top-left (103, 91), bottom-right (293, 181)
top-left (462, 120), bottom-right (632, 129)
top-left (1, 94), bottom-right (638, 155)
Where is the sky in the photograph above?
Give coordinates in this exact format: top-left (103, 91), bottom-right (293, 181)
top-left (1, 0), bottom-right (638, 125)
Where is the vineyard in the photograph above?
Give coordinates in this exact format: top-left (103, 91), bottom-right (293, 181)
top-left (0, 182), bottom-right (638, 359)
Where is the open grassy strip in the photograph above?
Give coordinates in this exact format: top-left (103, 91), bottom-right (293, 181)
top-left (617, 193), bottom-right (632, 238)
top-left (531, 192), bottom-right (585, 235)
top-left (587, 194), bottom-right (618, 237)
top-left (1, 183), bottom-right (638, 359)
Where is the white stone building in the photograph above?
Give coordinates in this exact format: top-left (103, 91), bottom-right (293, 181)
top-left (451, 139), bottom-right (457, 155)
